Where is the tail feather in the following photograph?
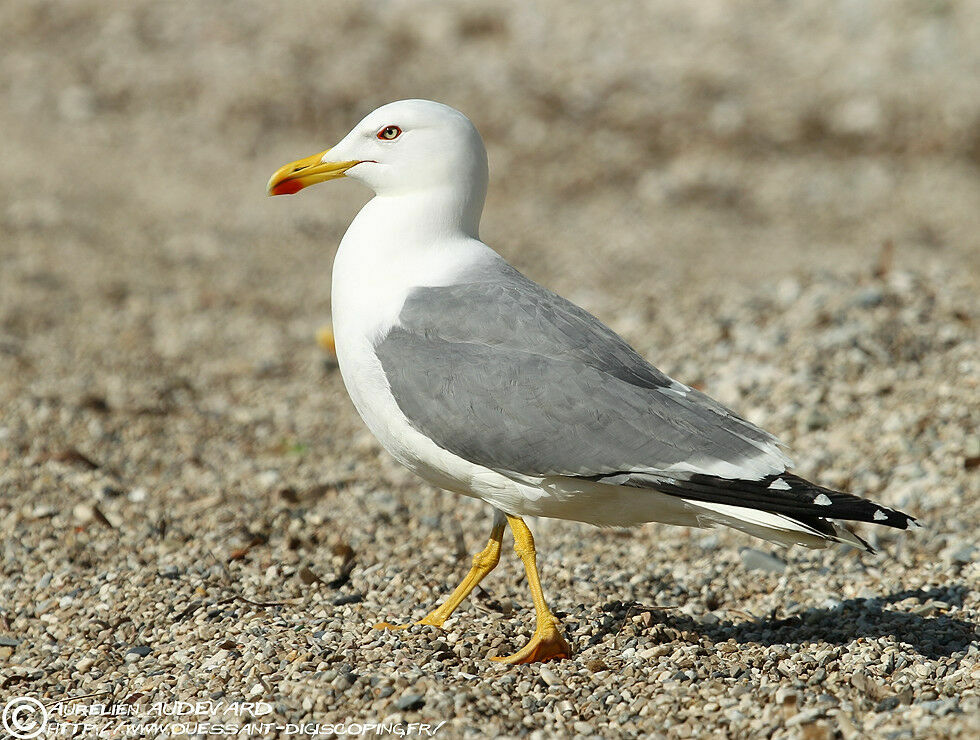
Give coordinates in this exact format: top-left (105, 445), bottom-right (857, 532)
top-left (590, 470), bottom-right (917, 551)
top-left (685, 499), bottom-right (875, 551)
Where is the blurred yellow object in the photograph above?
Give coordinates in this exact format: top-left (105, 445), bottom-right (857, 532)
top-left (316, 325), bottom-right (336, 356)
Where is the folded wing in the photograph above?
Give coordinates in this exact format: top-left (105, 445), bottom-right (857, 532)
top-left (376, 260), bottom-right (789, 481)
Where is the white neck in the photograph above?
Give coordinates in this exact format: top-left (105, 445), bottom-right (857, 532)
top-left (362, 184), bottom-right (485, 241)
top-left (330, 189), bottom-right (496, 346)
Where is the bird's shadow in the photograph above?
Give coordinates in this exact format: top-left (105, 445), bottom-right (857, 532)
top-left (595, 584), bottom-right (977, 661)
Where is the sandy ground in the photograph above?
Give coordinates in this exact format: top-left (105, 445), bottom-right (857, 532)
top-left (1, 2), bottom-right (979, 738)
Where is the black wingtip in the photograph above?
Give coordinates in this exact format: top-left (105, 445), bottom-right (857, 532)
top-left (614, 470), bottom-right (919, 533)
top-left (763, 473), bottom-right (918, 531)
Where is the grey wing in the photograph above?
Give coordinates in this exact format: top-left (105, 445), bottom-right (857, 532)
top-left (375, 263), bottom-right (790, 480)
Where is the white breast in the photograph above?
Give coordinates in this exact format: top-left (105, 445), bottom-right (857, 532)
top-left (328, 196), bottom-right (530, 509)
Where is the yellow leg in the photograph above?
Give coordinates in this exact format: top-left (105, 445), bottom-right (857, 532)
top-left (491, 515), bottom-right (571, 664)
top-left (374, 512), bottom-right (506, 630)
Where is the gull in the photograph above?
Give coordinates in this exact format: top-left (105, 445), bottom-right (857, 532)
top-left (268, 99), bottom-right (917, 664)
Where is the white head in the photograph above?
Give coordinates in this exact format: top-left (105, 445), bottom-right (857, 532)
top-left (268, 100), bottom-right (488, 204)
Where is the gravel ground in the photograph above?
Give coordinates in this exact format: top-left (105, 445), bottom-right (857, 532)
top-left (2, 2), bottom-right (979, 739)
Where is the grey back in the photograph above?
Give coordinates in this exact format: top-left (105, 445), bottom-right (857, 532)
top-left (375, 261), bottom-right (784, 478)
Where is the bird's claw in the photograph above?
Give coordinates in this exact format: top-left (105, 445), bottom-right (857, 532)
top-left (490, 622), bottom-right (571, 664)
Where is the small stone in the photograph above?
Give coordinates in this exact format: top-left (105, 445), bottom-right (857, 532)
top-left (806, 409), bottom-right (830, 430)
top-left (256, 470), bottom-right (280, 488)
top-left (776, 688), bottom-right (799, 706)
top-left (854, 287), bottom-right (884, 308)
top-left (876, 696), bottom-right (901, 712)
top-left (739, 548), bottom-right (787, 574)
top-left (394, 693), bottom-right (425, 711)
top-left (786, 708), bottom-right (824, 727)
top-left (946, 545), bottom-right (976, 565)
top-left (539, 666), bottom-right (560, 687)
top-left (74, 503), bottom-right (96, 524)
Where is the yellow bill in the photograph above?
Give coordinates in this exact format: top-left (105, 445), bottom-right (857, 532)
top-left (267, 149), bottom-right (361, 196)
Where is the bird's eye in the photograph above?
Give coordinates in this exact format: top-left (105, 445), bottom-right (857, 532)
top-left (377, 125), bottom-right (402, 140)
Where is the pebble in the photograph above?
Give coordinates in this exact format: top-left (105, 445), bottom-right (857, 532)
top-left (394, 693), bottom-right (425, 711)
top-left (126, 645), bottom-right (152, 659)
top-left (945, 545), bottom-right (976, 565)
top-left (539, 666), bottom-right (561, 687)
top-left (256, 470), bottom-right (281, 488)
top-left (739, 548), bottom-right (788, 574)
top-left (786, 708), bottom-right (824, 727)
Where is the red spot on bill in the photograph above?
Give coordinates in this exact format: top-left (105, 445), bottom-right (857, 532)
top-left (270, 179), bottom-right (305, 196)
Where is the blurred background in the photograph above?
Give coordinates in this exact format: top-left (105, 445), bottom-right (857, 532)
top-left (3, 0), bottom-right (977, 460)
top-left (4, 1), bottom-right (980, 307)
top-left (1, 2), bottom-right (978, 733)
top-left (3, 0), bottom-right (979, 370)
